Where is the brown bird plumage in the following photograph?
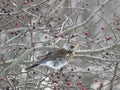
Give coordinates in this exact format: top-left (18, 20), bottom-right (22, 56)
top-left (25, 44), bottom-right (78, 70)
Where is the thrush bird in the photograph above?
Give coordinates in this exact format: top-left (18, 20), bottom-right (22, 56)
top-left (25, 43), bottom-right (78, 70)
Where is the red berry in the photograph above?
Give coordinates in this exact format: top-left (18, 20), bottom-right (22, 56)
top-left (77, 82), bottom-right (82, 86)
top-left (100, 83), bottom-right (104, 87)
top-left (82, 87), bottom-right (86, 90)
top-left (66, 82), bottom-right (71, 86)
top-left (83, 31), bottom-right (89, 35)
top-left (44, 36), bottom-right (48, 39)
top-left (94, 80), bottom-right (98, 82)
top-left (60, 34), bottom-right (64, 38)
top-left (10, 32), bottom-right (14, 35)
top-left (54, 35), bottom-right (57, 38)
top-left (101, 26), bottom-right (104, 30)
top-left (33, 71), bottom-right (36, 74)
top-left (56, 75), bottom-right (61, 79)
top-left (15, 22), bottom-right (19, 27)
top-left (116, 19), bottom-right (120, 22)
top-left (0, 77), bottom-right (4, 81)
top-left (105, 36), bottom-right (111, 41)
top-left (117, 27), bottom-right (120, 31)
top-left (14, 32), bottom-right (18, 35)
top-left (74, 67), bottom-right (77, 69)
top-left (78, 75), bottom-right (81, 79)
top-left (71, 68), bottom-right (74, 71)
top-left (23, 1), bottom-right (29, 4)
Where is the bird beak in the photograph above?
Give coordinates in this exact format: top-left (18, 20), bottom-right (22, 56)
top-left (74, 43), bottom-right (79, 49)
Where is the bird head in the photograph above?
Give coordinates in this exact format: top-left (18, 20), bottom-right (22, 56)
top-left (67, 43), bottom-right (79, 51)
top-left (64, 43), bottom-right (78, 60)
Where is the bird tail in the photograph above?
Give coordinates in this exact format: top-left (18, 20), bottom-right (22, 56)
top-left (25, 57), bottom-right (47, 70)
top-left (25, 62), bottom-right (40, 70)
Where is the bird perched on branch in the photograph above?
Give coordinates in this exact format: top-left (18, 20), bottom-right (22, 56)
top-left (25, 43), bottom-right (78, 70)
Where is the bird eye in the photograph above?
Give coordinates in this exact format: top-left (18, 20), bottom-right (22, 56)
top-left (70, 45), bottom-right (74, 49)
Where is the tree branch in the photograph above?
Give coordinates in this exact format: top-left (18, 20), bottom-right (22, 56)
top-left (0, 41), bottom-right (119, 76)
top-left (59, 0), bottom-right (112, 35)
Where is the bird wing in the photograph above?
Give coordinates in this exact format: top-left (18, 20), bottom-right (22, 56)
top-left (41, 57), bottom-right (68, 70)
top-left (25, 48), bottom-right (69, 70)
top-left (46, 48), bottom-right (69, 59)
